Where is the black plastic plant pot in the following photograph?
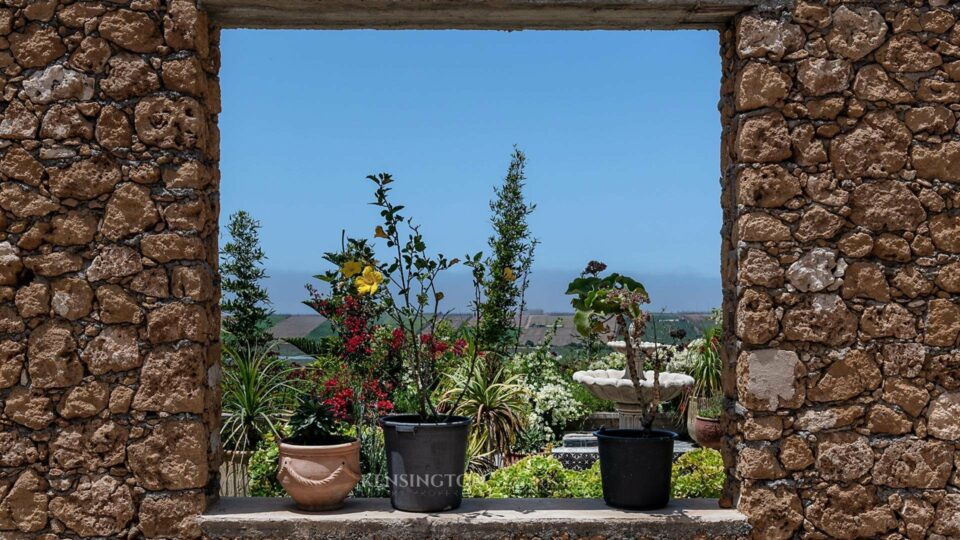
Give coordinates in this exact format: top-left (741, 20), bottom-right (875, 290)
top-left (594, 428), bottom-right (676, 510)
top-left (378, 414), bottom-right (472, 512)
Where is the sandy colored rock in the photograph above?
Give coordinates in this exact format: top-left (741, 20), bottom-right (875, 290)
top-left (782, 294), bottom-right (857, 346)
top-left (0, 431), bottom-right (39, 468)
top-left (881, 342), bottom-right (925, 378)
top-left (171, 266), bottom-right (214, 300)
top-left (892, 267), bottom-right (934, 299)
top-left (141, 233), bottom-right (206, 263)
top-left (164, 198), bottom-right (210, 232)
top-left (935, 262), bottom-right (960, 293)
top-left (917, 79), bottom-right (960, 103)
top-left (86, 245), bottom-right (143, 282)
top-left (850, 180), bottom-right (925, 232)
top-left (0, 146), bottom-right (43, 185)
top-left (734, 62), bottom-right (790, 111)
top-left (930, 214), bottom-right (960, 253)
top-left (779, 435), bottom-right (813, 471)
top-left (738, 485), bottom-right (801, 540)
top-left (49, 475), bottom-right (134, 537)
top-left (101, 53), bottom-right (161, 101)
top-left (81, 325), bottom-right (140, 375)
top-left (794, 205), bottom-right (843, 242)
top-left (735, 213), bottom-right (790, 243)
top-left (867, 404), bottom-right (912, 435)
top-left (803, 172), bottom-right (847, 207)
top-left (905, 106), bottom-right (956, 134)
top-left (876, 33), bottom-right (942, 73)
top-left (873, 438), bottom-right (952, 488)
top-left (735, 15), bottom-right (803, 62)
top-left (128, 420), bottom-right (208, 490)
top-left (96, 105), bottom-right (134, 150)
top-left (0, 101), bottom-right (39, 139)
top-left (739, 249), bottom-right (783, 288)
top-left (825, 6), bottom-right (887, 60)
top-left (883, 377), bottom-right (930, 417)
top-left (23, 252), bottom-right (83, 277)
top-left (147, 302), bottom-right (210, 344)
top-left (912, 141), bottom-right (960, 183)
top-left (68, 36), bottom-right (111, 74)
top-left (789, 123), bottom-right (827, 166)
top-left (735, 289), bottom-right (778, 345)
top-left (22, 65), bottom-right (93, 105)
top-left (797, 58), bottom-right (851, 96)
top-left (102, 183), bottom-right (160, 241)
top-left (96, 284), bottom-right (143, 325)
top-left (51, 277), bottom-right (93, 320)
top-left (742, 415), bottom-right (782, 441)
top-left (27, 320), bottom-right (82, 389)
top-left (806, 484), bottom-right (897, 540)
top-left (134, 344), bottom-right (205, 414)
top-left (0, 242), bottom-right (22, 286)
top-left (737, 446), bottom-right (784, 480)
top-left (163, 56), bottom-right (207, 97)
top-left (163, 160), bottom-right (213, 189)
top-left (8, 24), bottom-right (65, 68)
top-left (815, 431), bottom-right (873, 482)
top-left (134, 96), bottom-right (207, 150)
top-left (131, 268), bottom-right (171, 298)
top-left (736, 349), bottom-right (804, 412)
top-left (831, 111), bottom-right (911, 179)
top-left (3, 386), bottom-right (53, 429)
top-left (0, 305), bottom-right (23, 335)
top-left (842, 262), bottom-right (890, 301)
top-left (0, 183), bottom-right (59, 218)
top-left (109, 385), bottom-right (135, 414)
top-left (933, 494), bottom-right (960, 536)
top-left (49, 419), bottom-right (127, 472)
top-left (808, 350), bottom-right (880, 402)
top-left (795, 403), bottom-right (865, 432)
top-left (852, 64), bottom-right (913, 104)
top-left (98, 9), bottom-right (162, 53)
top-left (48, 156), bottom-right (121, 200)
top-left (872, 233), bottom-right (911, 263)
top-left (164, 0), bottom-right (210, 56)
top-left (786, 248), bottom-right (836, 293)
top-left (925, 298), bottom-right (960, 347)
top-left (735, 112), bottom-right (791, 163)
top-left (139, 493), bottom-right (204, 539)
top-left (861, 303), bottom-right (917, 340)
top-left (58, 380), bottom-right (109, 419)
top-left (926, 392), bottom-right (960, 441)
top-left (0, 340), bottom-right (23, 389)
top-left (0, 469), bottom-right (48, 533)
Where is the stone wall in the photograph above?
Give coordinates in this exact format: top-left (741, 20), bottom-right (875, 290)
top-left (721, 1), bottom-right (960, 538)
top-left (0, 0), bottom-right (220, 537)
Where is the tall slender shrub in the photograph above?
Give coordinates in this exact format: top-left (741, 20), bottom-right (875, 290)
top-left (221, 210), bottom-right (273, 344)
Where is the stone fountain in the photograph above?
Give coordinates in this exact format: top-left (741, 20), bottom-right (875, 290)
top-left (573, 341), bottom-right (694, 429)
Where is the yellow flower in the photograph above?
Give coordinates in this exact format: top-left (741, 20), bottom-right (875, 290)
top-left (375, 226), bottom-right (389, 239)
top-left (503, 267), bottom-right (517, 282)
top-left (341, 261), bottom-right (363, 278)
top-left (355, 266), bottom-right (384, 295)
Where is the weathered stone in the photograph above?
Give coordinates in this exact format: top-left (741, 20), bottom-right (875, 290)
top-left (68, 36), bottom-right (111, 74)
top-left (736, 15), bottom-right (803, 61)
top-left (735, 289), bottom-right (778, 345)
top-left (102, 183), bottom-right (160, 241)
top-left (81, 325), bottom-right (140, 375)
top-left (139, 492), bottom-right (204, 539)
top-left (925, 298), bottom-right (960, 347)
top-left (739, 249), bottom-right (783, 289)
top-left (0, 243), bottom-right (22, 287)
top-left (86, 245), bottom-right (143, 282)
top-left (49, 475), bottom-right (134, 537)
top-left (131, 268), bottom-right (170, 298)
top-left (790, 123), bottom-right (827, 166)
top-left (786, 248), bottom-right (836, 292)
top-left (0, 183), bottom-right (59, 218)
top-left (134, 344), bottom-right (205, 414)
top-left (803, 172), bottom-right (847, 207)
top-left (806, 485), bottom-right (897, 540)
top-left (867, 404), bottom-right (913, 435)
top-left (134, 96), bottom-right (207, 151)
top-left (0, 431), bottom-right (39, 467)
top-left (930, 214), bottom-right (960, 253)
top-left (48, 210), bottom-right (98, 246)
top-left (873, 438), bottom-right (952, 488)
top-left (163, 160), bottom-right (212, 189)
top-left (797, 58), bottom-right (851, 96)
top-left (892, 267), bottom-right (934, 299)
top-left (0, 469), bottom-right (48, 533)
top-left (163, 56), bottom-right (207, 97)
top-left (861, 303), bottom-right (917, 340)
top-left (163, 198), bottom-right (210, 232)
top-left (0, 101), bottom-right (39, 139)
top-left (128, 420), bottom-right (208, 490)
top-left (852, 65), bottom-right (912, 104)
top-left (98, 9), bottom-right (163, 53)
top-left (22, 65), bottom-right (94, 105)
top-left (737, 446), bottom-right (784, 480)
top-left (51, 277), bottom-right (93, 320)
top-left (164, 0), bottom-right (210, 56)
top-left (831, 111), bottom-right (911, 179)
top-left (58, 380), bottom-right (109, 419)
top-left (738, 485), bottom-right (801, 540)
top-left (147, 302), bottom-right (210, 344)
top-left (27, 320), bottom-right (82, 389)
top-left (883, 378), bottom-right (930, 416)
top-left (816, 431), bottom-right (873, 482)
top-left (933, 495), bottom-right (960, 536)
top-left (96, 284), bottom-right (143, 325)
top-left (735, 112), bottom-right (791, 163)
top-left (825, 6), bottom-right (887, 61)
top-left (3, 386), bottom-right (53, 429)
top-left (850, 180), bottom-right (925, 232)
top-left (48, 156), bottom-right (121, 200)
top-left (924, 352), bottom-right (960, 392)
top-left (926, 392), bottom-right (960, 441)
top-left (808, 350), bottom-right (880, 403)
top-left (109, 385), bottom-right (135, 414)
top-left (917, 79), bottom-right (960, 103)
top-left (39, 103), bottom-right (95, 140)
top-left (782, 294), bottom-right (857, 346)
top-left (141, 233), bottom-right (206, 263)
top-left (0, 340), bottom-right (23, 389)
top-left (0, 147), bottom-right (42, 186)
top-left (23, 251), bottom-right (83, 277)
top-left (912, 141), bottom-right (960, 183)
top-left (735, 213), bottom-right (790, 243)
top-left (171, 266), bottom-right (213, 300)
top-left (872, 233), bottom-right (911, 263)
top-left (0, 305), bottom-right (23, 335)
top-left (742, 415), bottom-right (782, 441)
top-left (876, 34), bottom-right (943, 73)
top-left (8, 24), bottom-right (65, 68)
top-left (796, 404), bottom-right (866, 431)
top-left (806, 96), bottom-right (844, 120)
top-left (736, 349), bottom-right (804, 412)
top-left (779, 435), bottom-right (813, 471)
top-left (96, 106), bottom-right (134, 150)
top-left (842, 262), bottom-right (890, 301)
top-left (881, 342), bottom-right (925, 378)
top-left (101, 53), bottom-right (161, 101)
top-left (905, 106), bottom-right (956, 134)
top-left (935, 262), bottom-right (960, 293)
top-left (899, 497), bottom-right (935, 540)
top-left (794, 205), bottom-right (844, 242)
top-left (734, 62), bottom-right (790, 111)
top-left (49, 419), bottom-right (127, 472)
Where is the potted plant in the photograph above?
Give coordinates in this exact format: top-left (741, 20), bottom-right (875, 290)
top-left (691, 394), bottom-right (722, 450)
top-left (277, 395), bottom-right (361, 511)
top-left (566, 262), bottom-right (686, 509)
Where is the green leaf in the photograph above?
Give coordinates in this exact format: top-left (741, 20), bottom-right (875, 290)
top-left (574, 310), bottom-right (595, 337)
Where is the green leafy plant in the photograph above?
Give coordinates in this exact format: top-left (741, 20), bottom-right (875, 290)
top-left (287, 397), bottom-right (352, 446)
top-left (671, 448), bottom-right (724, 498)
top-left (353, 426), bottom-right (390, 497)
top-left (696, 394), bottom-right (723, 420)
top-left (221, 210), bottom-right (273, 345)
top-left (482, 455), bottom-right (569, 498)
top-left (284, 336), bottom-right (339, 357)
top-left (248, 433), bottom-right (284, 497)
top-left (479, 148), bottom-right (538, 352)
top-left (221, 341), bottom-right (295, 453)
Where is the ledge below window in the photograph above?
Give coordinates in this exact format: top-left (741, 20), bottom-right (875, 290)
top-left (201, 497), bottom-right (749, 539)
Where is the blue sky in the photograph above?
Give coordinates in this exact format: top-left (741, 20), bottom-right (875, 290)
top-left (219, 29), bottom-right (722, 314)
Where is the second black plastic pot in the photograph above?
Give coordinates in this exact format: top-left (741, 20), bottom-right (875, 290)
top-left (379, 414), bottom-right (472, 512)
top-left (595, 428), bottom-right (676, 509)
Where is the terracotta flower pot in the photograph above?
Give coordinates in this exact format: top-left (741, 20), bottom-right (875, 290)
top-left (277, 439), bottom-right (361, 511)
top-left (691, 416), bottom-right (722, 450)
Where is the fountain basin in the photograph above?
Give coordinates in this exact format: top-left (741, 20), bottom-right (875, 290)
top-left (572, 369), bottom-right (693, 404)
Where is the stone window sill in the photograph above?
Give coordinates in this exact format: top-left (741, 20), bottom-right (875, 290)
top-left (201, 497), bottom-right (748, 539)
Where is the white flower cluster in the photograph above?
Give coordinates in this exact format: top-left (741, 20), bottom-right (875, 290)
top-left (586, 352), bottom-right (626, 371)
top-left (509, 350), bottom-right (587, 450)
top-left (666, 338), bottom-right (705, 375)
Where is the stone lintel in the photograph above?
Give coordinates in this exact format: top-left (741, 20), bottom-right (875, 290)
top-left (201, 497), bottom-right (749, 539)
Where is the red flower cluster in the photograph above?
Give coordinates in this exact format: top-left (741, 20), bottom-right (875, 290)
top-left (420, 333), bottom-right (467, 360)
top-left (322, 378), bottom-right (355, 420)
